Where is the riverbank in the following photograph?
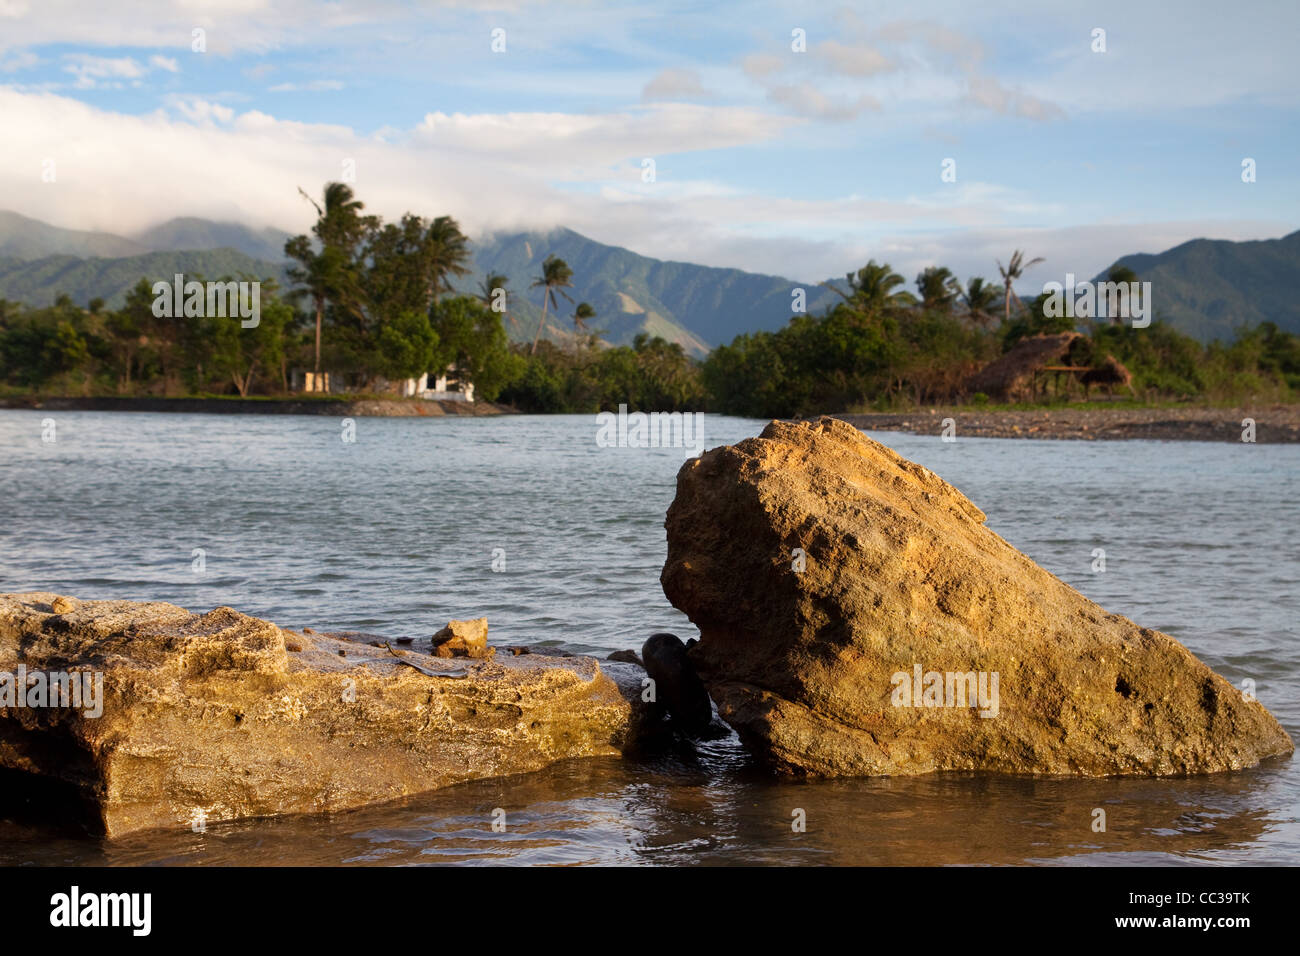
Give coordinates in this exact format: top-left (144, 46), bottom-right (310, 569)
top-left (831, 404), bottom-right (1300, 442)
top-left (0, 395), bottom-right (512, 417)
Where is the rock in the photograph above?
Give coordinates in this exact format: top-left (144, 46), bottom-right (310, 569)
top-left (0, 593), bottom-right (648, 837)
top-left (640, 633), bottom-right (712, 736)
top-left (431, 618), bottom-right (492, 659)
top-left (50, 596), bottom-right (75, 614)
top-left (661, 417), bottom-right (1294, 777)
top-left (606, 649), bottom-right (642, 666)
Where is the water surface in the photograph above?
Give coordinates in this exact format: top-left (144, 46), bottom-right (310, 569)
top-left (0, 410), bottom-right (1295, 865)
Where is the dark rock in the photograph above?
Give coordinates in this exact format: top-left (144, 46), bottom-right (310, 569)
top-left (640, 632), bottom-right (713, 736)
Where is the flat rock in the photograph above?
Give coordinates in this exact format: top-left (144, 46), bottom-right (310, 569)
top-left (0, 593), bottom-right (647, 836)
top-left (661, 417), bottom-right (1294, 777)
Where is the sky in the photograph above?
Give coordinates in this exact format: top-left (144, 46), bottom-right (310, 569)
top-left (1, 0), bottom-right (1296, 285)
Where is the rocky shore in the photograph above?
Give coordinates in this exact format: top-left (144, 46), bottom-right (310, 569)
top-left (0, 396), bottom-right (510, 417)
top-left (831, 404), bottom-right (1300, 442)
top-left (0, 595), bottom-right (649, 837)
top-left (3, 418), bottom-right (1292, 838)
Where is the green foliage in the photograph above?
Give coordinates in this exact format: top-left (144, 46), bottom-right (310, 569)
top-left (499, 334), bottom-right (704, 413)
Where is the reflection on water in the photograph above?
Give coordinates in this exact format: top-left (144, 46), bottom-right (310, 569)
top-left (0, 410), bottom-right (1296, 865)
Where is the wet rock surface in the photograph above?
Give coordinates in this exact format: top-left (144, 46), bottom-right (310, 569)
top-left (0, 593), bottom-right (649, 837)
top-left (661, 417), bottom-right (1294, 777)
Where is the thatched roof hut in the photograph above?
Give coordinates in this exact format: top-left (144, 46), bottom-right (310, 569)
top-left (967, 331), bottom-right (1081, 402)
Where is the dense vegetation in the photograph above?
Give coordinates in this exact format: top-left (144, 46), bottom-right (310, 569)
top-left (1, 185), bottom-right (1297, 414)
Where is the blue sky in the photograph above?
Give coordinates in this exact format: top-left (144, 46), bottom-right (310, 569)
top-left (1, 0), bottom-right (1295, 284)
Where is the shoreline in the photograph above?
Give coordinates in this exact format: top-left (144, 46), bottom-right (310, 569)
top-left (829, 405), bottom-right (1300, 443)
top-left (0, 395), bottom-right (512, 417)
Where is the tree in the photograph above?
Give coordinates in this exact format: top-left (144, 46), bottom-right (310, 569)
top-left (287, 182), bottom-right (372, 379)
top-left (996, 250), bottom-right (1045, 323)
top-left (105, 280), bottom-right (155, 392)
top-left (823, 260), bottom-right (915, 316)
top-left (530, 255), bottom-right (574, 353)
top-left (424, 215), bottom-right (471, 303)
top-left (916, 266), bottom-right (959, 312)
top-left (432, 295), bottom-right (520, 401)
top-left (478, 272), bottom-right (517, 334)
top-left (1104, 265), bottom-right (1139, 325)
top-left (208, 290), bottom-right (291, 396)
top-left (960, 277), bottom-right (1001, 328)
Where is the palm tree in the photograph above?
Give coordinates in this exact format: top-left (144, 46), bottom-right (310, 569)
top-left (530, 255), bottom-right (574, 353)
top-left (425, 215), bottom-right (471, 302)
top-left (300, 182), bottom-right (368, 254)
top-left (822, 260), bottom-right (915, 315)
top-left (916, 266), bottom-right (959, 312)
top-left (478, 272), bottom-right (517, 333)
top-left (996, 250), bottom-right (1045, 323)
top-left (289, 182), bottom-right (370, 380)
top-left (1104, 265), bottom-right (1139, 324)
top-left (960, 277), bottom-right (1001, 327)
top-left (285, 234), bottom-right (329, 380)
top-left (572, 301), bottom-right (596, 333)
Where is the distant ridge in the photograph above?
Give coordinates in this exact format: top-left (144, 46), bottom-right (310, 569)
top-left (2, 209), bottom-right (1296, 350)
top-left (0, 211), bottom-right (146, 260)
top-left (1094, 230), bottom-right (1300, 341)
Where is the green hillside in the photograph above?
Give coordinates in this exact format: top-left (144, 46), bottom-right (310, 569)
top-left (0, 211), bottom-right (145, 260)
top-left (455, 228), bottom-right (840, 357)
top-left (0, 250), bottom-right (289, 309)
top-left (137, 217), bottom-right (293, 262)
top-left (1094, 231), bottom-right (1300, 341)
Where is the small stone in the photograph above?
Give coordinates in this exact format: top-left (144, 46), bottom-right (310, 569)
top-left (50, 596), bottom-right (75, 614)
top-left (431, 618), bottom-right (491, 659)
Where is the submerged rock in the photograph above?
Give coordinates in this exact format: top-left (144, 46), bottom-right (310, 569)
top-left (0, 593), bottom-right (647, 837)
top-left (640, 633), bottom-right (712, 736)
top-left (661, 417), bottom-right (1294, 777)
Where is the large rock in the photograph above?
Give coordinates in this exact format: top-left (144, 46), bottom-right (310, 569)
top-left (0, 593), bottom-right (647, 837)
top-left (661, 417), bottom-right (1293, 777)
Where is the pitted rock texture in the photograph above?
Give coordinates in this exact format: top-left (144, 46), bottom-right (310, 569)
top-left (661, 417), bottom-right (1293, 777)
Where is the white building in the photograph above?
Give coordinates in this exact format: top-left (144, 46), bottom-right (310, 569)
top-left (399, 366), bottom-right (474, 402)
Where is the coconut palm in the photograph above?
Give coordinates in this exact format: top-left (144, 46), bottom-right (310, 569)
top-left (822, 260), bottom-right (915, 315)
top-left (960, 276), bottom-right (1001, 327)
top-left (424, 215), bottom-right (471, 302)
top-left (996, 250), bottom-right (1045, 323)
top-left (288, 182), bottom-right (371, 380)
top-left (478, 272), bottom-right (518, 333)
top-left (916, 266), bottom-right (959, 312)
top-left (573, 301), bottom-right (596, 333)
top-left (1104, 265), bottom-right (1139, 324)
top-left (530, 255), bottom-right (574, 353)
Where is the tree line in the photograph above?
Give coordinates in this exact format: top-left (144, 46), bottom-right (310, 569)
top-left (1, 189), bottom-right (1297, 414)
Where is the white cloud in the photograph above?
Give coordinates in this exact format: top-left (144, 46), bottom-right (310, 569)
top-left (816, 40), bottom-right (895, 77)
top-left (0, 50), bottom-right (38, 72)
top-left (62, 54), bottom-right (146, 89)
top-left (149, 55), bottom-right (179, 73)
top-left (642, 68), bottom-right (709, 101)
top-left (767, 84), bottom-right (879, 121)
top-left (269, 80), bottom-right (345, 92)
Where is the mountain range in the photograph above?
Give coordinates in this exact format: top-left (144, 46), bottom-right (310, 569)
top-left (0, 209), bottom-right (1295, 352)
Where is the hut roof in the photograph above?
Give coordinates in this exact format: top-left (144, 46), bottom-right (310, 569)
top-left (968, 331), bottom-right (1082, 401)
